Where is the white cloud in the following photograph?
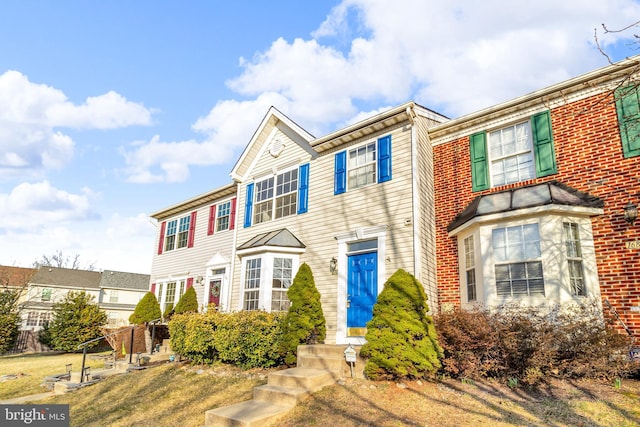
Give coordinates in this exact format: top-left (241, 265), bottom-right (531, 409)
top-left (0, 70), bottom-right (153, 178)
top-left (0, 181), bottom-right (98, 230)
top-left (120, 0), bottom-right (640, 183)
top-left (0, 214), bottom-right (155, 274)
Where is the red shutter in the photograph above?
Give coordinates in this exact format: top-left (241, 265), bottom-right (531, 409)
top-left (157, 222), bottom-right (166, 255)
top-left (230, 197), bottom-right (237, 230)
top-left (208, 205), bottom-right (216, 235)
top-left (150, 283), bottom-right (156, 294)
top-left (187, 211), bottom-right (197, 248)
top-left (186, 277), bottom-right (193, 289)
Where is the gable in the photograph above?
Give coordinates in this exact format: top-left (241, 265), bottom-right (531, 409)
top-left (230, 106), bottom-right (316, 182)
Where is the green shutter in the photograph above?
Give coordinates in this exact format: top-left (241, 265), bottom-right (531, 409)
top-left (615, 86), bottom-right (640, 158)
top-left (531, 110), bottom-right (557, 177)
top-left (470, 132), bottom-right (489, 192)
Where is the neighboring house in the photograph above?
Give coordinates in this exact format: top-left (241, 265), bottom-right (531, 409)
top-left (149, 55), bottom-right (640, 343)
top-left (0, 265), bottom-right (36, 311)
top-left (19, 267), bottom-right (149, 331)
top-left (98, 270), bottom-right (152, 326)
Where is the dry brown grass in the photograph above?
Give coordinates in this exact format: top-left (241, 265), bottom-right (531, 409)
top-left (1, 353), bottom-right (639, 426)
top-left (0, 352), bottom-right (108, 399)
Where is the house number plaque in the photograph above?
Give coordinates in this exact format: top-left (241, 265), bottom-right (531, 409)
top-left (626, 241), bottom-right (640, 249)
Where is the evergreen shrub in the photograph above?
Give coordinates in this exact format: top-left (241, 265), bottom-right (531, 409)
top-left (129, 292), bottom-right (162, 324)
top-left (174, 286), bottom-right (198, 314)
top-left (360, 269), bottom-right (442, 380)
top-left (279, 263), bottom-right (326, 365)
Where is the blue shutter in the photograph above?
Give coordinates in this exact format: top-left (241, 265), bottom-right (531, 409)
top-left (297, 163), bottom-right (309, 214)
top-left (334, 151), bottom-right (346, 195)
top-left (244, 183), bottom-right (254, 228)
top-left (377, 135), bottom-right (392, 183)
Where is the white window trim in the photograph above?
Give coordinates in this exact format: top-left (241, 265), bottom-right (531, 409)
top-left (155, 276), bottom-right (188, 312)
top-left (164, 214), bottom-right (191, 252)
top-left (214, 199), bottom-right (233, 233)
top-left (251, 164), bottom-right (300, 225)
top-left (455, 213), bottom-right (601, 311)
top-left (487, 120), bottom-right (534, 188)
top-left (238, 251), bottom-right (300, 312)
top-left (346, 140), bottom-right (377, 191)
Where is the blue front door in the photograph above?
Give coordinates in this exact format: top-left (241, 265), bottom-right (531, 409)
top-left (347, 252), bottom-right (378, 329)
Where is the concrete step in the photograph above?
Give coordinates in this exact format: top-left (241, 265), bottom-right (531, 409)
top-left (204, 399), bottom-right (291, 427)
top-left (253, 384), bottom-right (310, 407)
top-left (296, 344), bottom-right (351, 358)
top-left (297, 354), bottom-right (344, 374)
top-left (267, 367), bottom-right (336, 392)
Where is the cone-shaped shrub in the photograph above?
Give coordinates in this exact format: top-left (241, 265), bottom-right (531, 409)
top-left (360, 269), bottom-right (442, 380)
top-left (280, 263), bottom-right (326, 365)
top-left (129, 292), bottom-right (162, 324)
top-left (174, 286), bottom-right (198, 314)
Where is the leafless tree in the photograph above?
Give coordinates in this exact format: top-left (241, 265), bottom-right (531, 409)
top-left (32, 250), bottom-right (96, 271)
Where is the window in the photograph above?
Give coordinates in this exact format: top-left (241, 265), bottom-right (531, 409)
top-left (464, 236), bottom-right (476, 302)
top-left (107, 312), bottom-right (119, 325)
top-left (348, 142), bottom-right (376, 189)
top-left (272, 258), bottom-right (293, 311)
top-left (109, 290), bottom-right (119, 303)
top-left (217, 201), bottom-right (231, 231)
top-left (243, 259), bottom-right (261, 310)
top-left (492, 224), bottom-right (544, 297)
top-left (41, 288), bottom-right (52, 302)
top-left (564, 222), bottom-right (586, 296)
top-left (489, 122), bottom-right (534, 186)
top-left (254, 170), bottom-right (298, 224)
top-left (208, 198), bottom-right (236, 235)
top-left (240, 254), bottom-right (299, 311)
top-left (335, 135), bottom-right (392, 194)
top-left (244, 164), bottom-right (308, 228)
top-left (615, 85), bottom-right (640, 158)
top-left (165, 281), bottom-right (176, 312)
top-left (158, 212), bottom-right (196, 254)
top-left (470, 111), bottom-right (556, 191)
top-left (27, 312), bottom-right (50, 327)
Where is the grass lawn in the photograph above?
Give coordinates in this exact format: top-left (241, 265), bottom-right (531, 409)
top-left (1, 353), bottom-right (639, 426)
top-left (0, 352), bottom-right (110, 400)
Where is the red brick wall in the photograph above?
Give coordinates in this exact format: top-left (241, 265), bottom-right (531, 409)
top-left (434, 92), bottom-right (640, 338)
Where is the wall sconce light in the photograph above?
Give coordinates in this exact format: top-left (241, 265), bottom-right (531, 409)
top-left (624, 202), bottom-right (638, 224)
top-left (196, 276), bottom-right (204, 285)
top-left (329, 257), bottom-right (337, 275)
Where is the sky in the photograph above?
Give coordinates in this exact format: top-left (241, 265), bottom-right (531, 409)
top-left (1, 1), bottom-right (639, 274)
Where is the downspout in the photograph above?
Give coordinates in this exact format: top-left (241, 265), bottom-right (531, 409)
top-left (408, 105), bottom-right (422, 282)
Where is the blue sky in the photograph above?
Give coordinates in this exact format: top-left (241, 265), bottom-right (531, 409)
top-left (1, 0), bottom-right (638, 274)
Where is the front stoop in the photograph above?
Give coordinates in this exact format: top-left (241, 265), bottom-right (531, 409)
top-left (204, 345), bottom-right (350, 427)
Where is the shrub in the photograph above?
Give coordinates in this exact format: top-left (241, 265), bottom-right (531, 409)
top-left (0, 289), bottom-right (22, 353)
top-left (168, 310), bottom-right (285, 369)
top-left (215, 310), bottom-right (285, 369)
top-left (360, 269), bottom-right (442, 380)
top-left (163, 303), bottom-right (174, 321)
top-left (279, 263), bottom-right (326, 365)
top-left (169, 311), bottom-right (218, 364)
top-left (435, 303), bottom-right (637, 385)
top-left (42, 291), bottom-right (108, 352)
top-left (129, 292), bottom-right (162, 324)
top-left (174, 287), bottom-right (198, 314)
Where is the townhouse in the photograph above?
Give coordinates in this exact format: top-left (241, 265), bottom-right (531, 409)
top-left (149, 56), bottom-right (640, 343)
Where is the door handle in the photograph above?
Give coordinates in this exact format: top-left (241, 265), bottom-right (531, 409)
top-left (346, 299), bottom-right (351, 308)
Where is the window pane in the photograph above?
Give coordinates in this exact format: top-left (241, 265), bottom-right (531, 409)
top-left (348, 142), bottom-right (377, 189)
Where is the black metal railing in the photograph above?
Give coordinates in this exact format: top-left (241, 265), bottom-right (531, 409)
top-left (76, 326), bottom-right (135, 383)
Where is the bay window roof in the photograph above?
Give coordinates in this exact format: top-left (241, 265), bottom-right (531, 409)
top-left (447, 181), bottom-right (604, 233)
